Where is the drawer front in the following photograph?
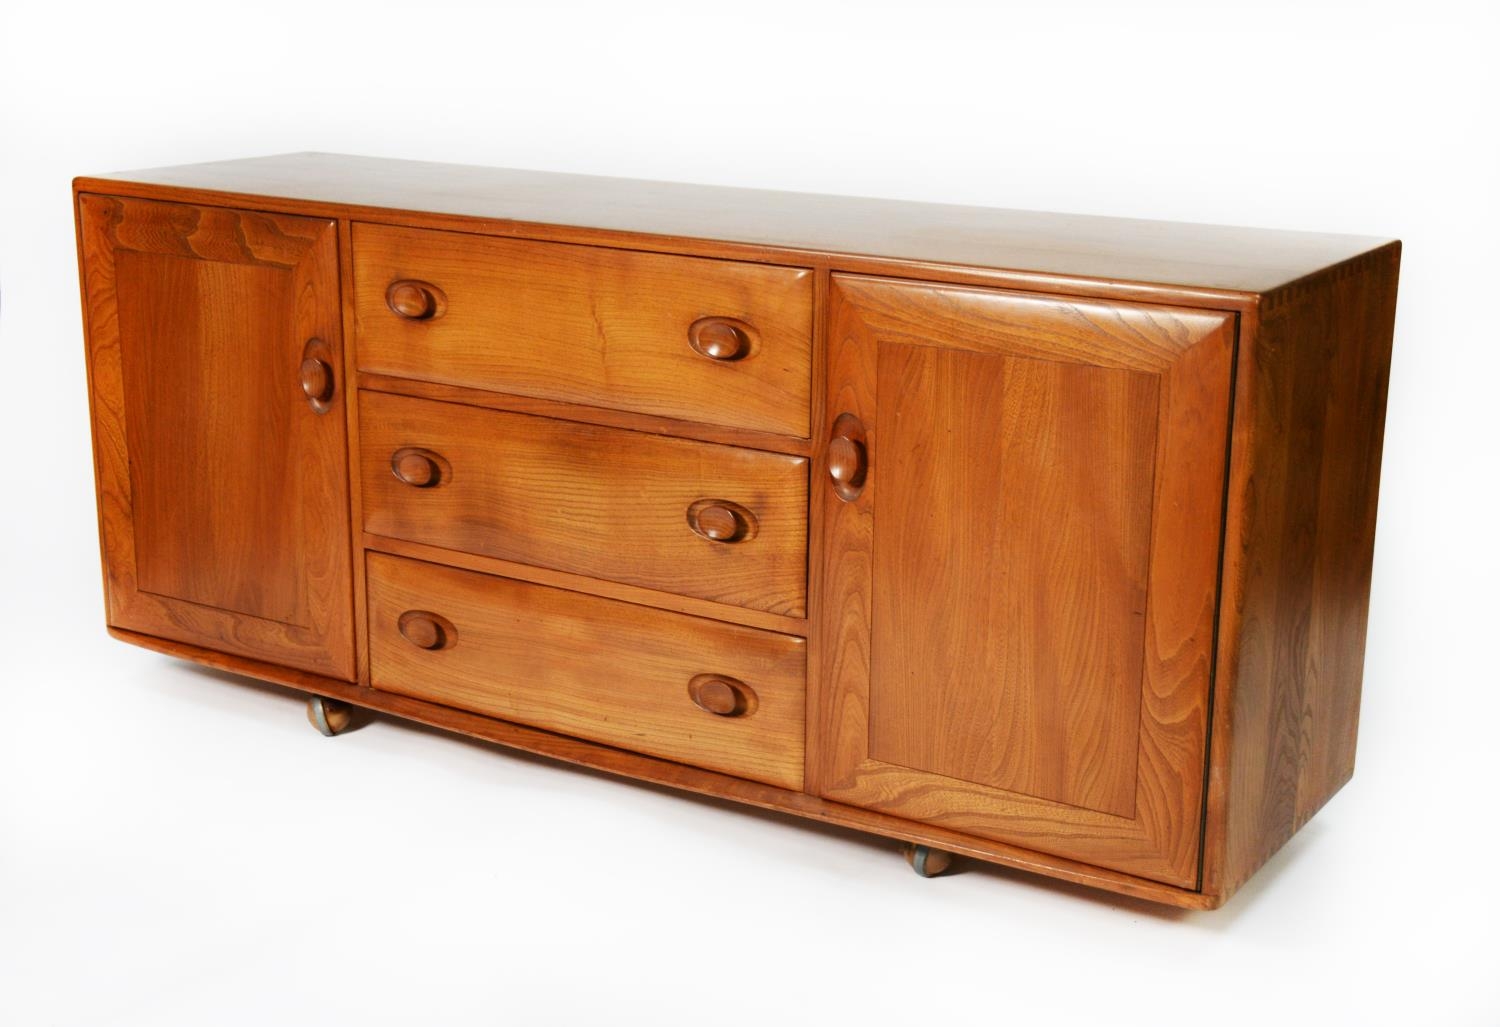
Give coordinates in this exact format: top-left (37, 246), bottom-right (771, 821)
top-left (360, 391), bottom-right (808, 616)
top-left (367, 553), bottom-right (806, 790)
top-left (353, 223), bottom-right (814, 437)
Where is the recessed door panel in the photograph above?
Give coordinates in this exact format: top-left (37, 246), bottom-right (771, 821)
top-left (868, 344), bottom-right (1160, 818)
top-left (117, 252), bottom-right (304, 623)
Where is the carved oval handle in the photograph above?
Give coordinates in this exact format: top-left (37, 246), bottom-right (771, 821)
top-left (386, 279), bottom-right (447, 321)
top-left (828, 437), bottom-right (865, 485)
top-left (299, 357), bottom-right (334, 403)
top-left (398, 610), bottom-right (456, 651)
top-left (299, 338), bottom-right (335, 414)
top-left (688, 674), bottom-right (756, 717)
top-left (687, 317), bottom-right (752, 362)
top-left (390, 447), bottom-right (448, 488)
top-left (828, 412), bottom-right (868, 502)
top-left (686, 498), bottom-right (757, 543)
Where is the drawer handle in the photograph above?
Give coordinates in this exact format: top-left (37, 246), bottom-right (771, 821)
top-left (299, 338), bottom-right (335, 414)
top-left (390, 447), bottom-right (449, 488)
top-left (688, 317), bottom-right (752, 362)
top-left (386, 279), bottom-right (447, 321)
top-left (686, 499), bottom-right (757, 543)
top-left (828, 412), bottom-right (868, 502)
top-left (689, 674), bottom-right (756, 717)
top-left (398, 610), bottom-right (456, 651)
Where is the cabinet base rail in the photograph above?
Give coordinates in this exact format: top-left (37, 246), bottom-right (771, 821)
top-left (109, 625), bottom-right (1222, 910)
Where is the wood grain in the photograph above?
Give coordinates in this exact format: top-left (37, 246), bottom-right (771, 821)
top-left (107, 624), bottom-right (1223, 909)
top-left (819, 275), bottom-right (1234, 887)
top-left (868, 344), bottom-right (1160, 818)
top-left (802, 268), bottom-right (833, 796)
top-left (363, 534), bottom-right (806, 637)
top-left (337, 219), bottom-right (372, 686)
top-left (77, 194), bottom-right (354, 679)
top-left (353, 222), bottom-right (814, 437)
top-left (118, 252), bottom-right (302, 620)
top-left (357, 373), bottom-right (814, 458)
top-left (80, 153), bottom-right (1392, 295)
top-left (359, 391), bottom-right (808, 616)
top-left (1201, 243), bottom-right (1401, 903)
top-left (367, 553), bottom-right (806, 790)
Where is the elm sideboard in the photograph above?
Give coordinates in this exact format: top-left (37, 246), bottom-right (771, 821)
top-left (74, 153), bottom-right (1399, 908)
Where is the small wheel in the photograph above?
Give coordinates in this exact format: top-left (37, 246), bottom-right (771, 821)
top-left (306, 696), bottom-right (353, 737)
top-left (904, 843), bottom-right (953, 878)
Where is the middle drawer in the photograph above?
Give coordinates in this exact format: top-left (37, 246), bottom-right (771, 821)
top-left (360, 391), bottom-right (809, 616)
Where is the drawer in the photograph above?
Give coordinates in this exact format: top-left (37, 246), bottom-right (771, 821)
top-left (367, 553), bottom-right (806, 790)
top-left (360, 391), bottom-right (808, 616)
top-left (353, 223), bottom-right (814, 437)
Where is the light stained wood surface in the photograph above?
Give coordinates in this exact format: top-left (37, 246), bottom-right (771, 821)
top-left (353, 222), bottom-right (814, 437)
top-left (868, 344), bottom-right (1159, 818)
top-left (337, 220), bottom-right (373, 685)
top-left (72, 157), bottom-right (1402, 909)
top-left (363, 534), bottom-right (807, 637)
top-left (355, 372), bottom-right (815, 458)
top-left (79, 152), bottom-right (1392, 294)
top-left (366, 553), bottom-right (806, 791)
top-left (77, 194), bottom-right (354, 679)
top-left (819, 275), bottom-right (1235, 887)
top-left (359, 391), bottom-right (809, 616)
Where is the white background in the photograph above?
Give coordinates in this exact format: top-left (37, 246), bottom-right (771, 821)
top-left (2, 1), bottom-right (1496, 1023)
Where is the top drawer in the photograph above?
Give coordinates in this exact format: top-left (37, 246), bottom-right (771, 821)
top-left (353, 224), bottom-right (814, 437)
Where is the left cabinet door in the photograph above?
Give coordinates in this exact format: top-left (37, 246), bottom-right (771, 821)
top-left (78, 195), bottom-right (354, 680)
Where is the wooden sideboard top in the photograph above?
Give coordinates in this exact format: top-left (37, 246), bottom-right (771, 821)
top-left (75, 152), bottom-right (1393, 295)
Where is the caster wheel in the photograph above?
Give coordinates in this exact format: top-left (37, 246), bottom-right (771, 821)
top-left (904, 843), bottom-right (953, 878)
top-left (306, 696), bottom-right (353, 737)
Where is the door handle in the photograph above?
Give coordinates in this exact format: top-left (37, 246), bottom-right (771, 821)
top-left (828, 412), bottom-right (867, 501)
top-left (299, 338), bottom-right (335, 414)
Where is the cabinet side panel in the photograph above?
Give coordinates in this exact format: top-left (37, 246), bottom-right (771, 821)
top-left (1205, 243), bottom-right (1400, 901)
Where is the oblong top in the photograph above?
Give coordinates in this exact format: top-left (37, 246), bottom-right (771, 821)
top-left (75, 151), bottom-right (1395, 295)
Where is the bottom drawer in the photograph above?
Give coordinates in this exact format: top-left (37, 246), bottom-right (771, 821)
top-left (366, 552), bottom-right (806, 790)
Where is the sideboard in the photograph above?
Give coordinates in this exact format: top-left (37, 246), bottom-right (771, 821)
top-left (74, 153), bottom-right (1399, 908)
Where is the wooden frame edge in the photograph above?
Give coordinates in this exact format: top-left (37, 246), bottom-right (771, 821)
top-left (73, 187), bottom-right (117, 625)
top-left (1198, 296), bottom-right (1259, 907)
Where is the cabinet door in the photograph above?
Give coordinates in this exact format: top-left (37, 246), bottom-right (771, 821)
top-left (818, 275), bottom-right (1234, 887)
top-left (79, 195), bottom-right (354, 680)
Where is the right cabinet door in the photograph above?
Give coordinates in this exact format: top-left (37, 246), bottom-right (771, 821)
top-left (818, 275), bottom-right (1235, 887)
